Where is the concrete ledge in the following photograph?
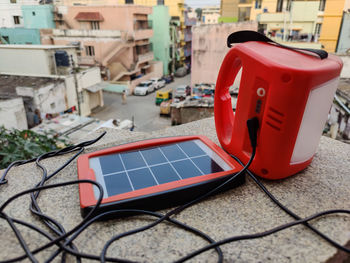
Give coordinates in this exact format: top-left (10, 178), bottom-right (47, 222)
top-left (0, 117), bottom-right (349, 262)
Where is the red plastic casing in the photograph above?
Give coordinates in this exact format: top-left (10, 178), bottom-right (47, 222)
top-left (77, 135), bottom-right (242, 209)
top-left (215, 41), bottom-right (343, 179)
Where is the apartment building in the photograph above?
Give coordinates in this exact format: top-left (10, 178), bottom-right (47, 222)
top-left (220, 0), bottom-right (240, 22)
top-left (0, 0), bottom-right (38, 28)
top-left (51, 5), bottom-right (162, 89)
top-left (319, 0), bottom-right (350, 52)
top-left (201, 6), bottom-right (220, 24)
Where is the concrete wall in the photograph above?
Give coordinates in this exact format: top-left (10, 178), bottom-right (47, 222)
top-left (149, 5), bottom-right (171, 75)
top-left (22, 5), bottom-right (55, 29)
top-left (319, 0), bottom-right (346, 52)
top-left (59, 5), bottom-right (151, 32)
top-left (339, 55), bottom-right (350, 78)
top-left (0, 46), bottom-right (78, 75)
top-left (0, 97), bottom-right (28, 130)
top-left (0, 28), bottom-right (41, 44)
top-left (16, 82), bottom-right (66, 114)
top-left (337, 13), bottom-right (350, 54)
top-left (0, 48), bottom-right (50, 75)
top-left (191, 21), bottom-right (258, 86)
top-left (0, 0), bottom-right (38, 28)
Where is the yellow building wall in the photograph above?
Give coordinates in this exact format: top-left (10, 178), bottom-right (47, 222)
top-left (250, 0), bottom-right (277, 21)
top-left (221, 0), bottom-right (239, 18)
top-left (118, 0), bottom-right (184, 19)
top-left (319, 0), bottom-right (346, 52)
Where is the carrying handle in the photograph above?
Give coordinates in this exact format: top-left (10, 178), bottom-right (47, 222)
top-left (227, 30), bottom-right (328, 60)
top-left (214, 48), bottom-right (242, 148)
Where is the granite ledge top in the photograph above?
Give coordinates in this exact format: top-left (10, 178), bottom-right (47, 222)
top-left (0, 117), bottom-right (349, 263)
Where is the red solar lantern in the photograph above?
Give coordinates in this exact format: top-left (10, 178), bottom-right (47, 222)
top-left (215, 38), bottom-right (343, 179)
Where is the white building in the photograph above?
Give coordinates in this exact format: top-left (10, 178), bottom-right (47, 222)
top-left (202, 6), bottom-right (220, 24)
top-left (0, 96), bottom-right (28, 129)
top-left (0, 0), bottom-right (38, 28)
top-left (0, 44), bottom-right (104, 116)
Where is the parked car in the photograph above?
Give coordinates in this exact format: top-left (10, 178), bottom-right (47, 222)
top-left (133, 81), bottom-right (155, 96)
top-left (173, 85), bottom-right (191, 98)
top-left (162, 74), bottom-right (174, 84)
top-left (150, 77), bottom-right (166, 89)
top-left (155, 89), bottom-right (172, 105)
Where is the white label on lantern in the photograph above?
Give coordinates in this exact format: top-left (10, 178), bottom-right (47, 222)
top-left (290, 77), bottom-right (339, 164)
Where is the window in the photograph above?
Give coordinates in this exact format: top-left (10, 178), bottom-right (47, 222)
top-left (157, 0), bottom-right (164, 4)
top-left (91, 21), bottom-right (100, 30)
top-left (32, 11), bottom-right (36, 16)
top-left (255, 0), bottom-right (262, 9)
top-left (10, 0), bottom-right (16, 3)
top-left (13, 16), bottom-right (20, 25)
top-left (276, 0), bottom-right (283, 12)
top-left (315, 23), bottom-right (322, 36)
top-left (50, 102), bottom-right (55, 109)
top-left (319, 0), bottom-right (326, 11)
top-left (85, 45), bottom-right (95, 56)
top-left (125, 0), bottom-right (133, 3)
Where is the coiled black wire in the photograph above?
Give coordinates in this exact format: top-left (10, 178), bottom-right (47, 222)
top-left (0, 128), bottom-right (349, 263)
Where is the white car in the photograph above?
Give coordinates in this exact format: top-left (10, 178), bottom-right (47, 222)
top-left (150, 78), bottom-right (166, 89)
top-left (133, 81), bottom-right (155, 96)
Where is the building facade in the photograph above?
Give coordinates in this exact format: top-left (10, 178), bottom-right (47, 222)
top-left (148, 5), bottom-right (171, 75)
top-left (0, 0), bottom-right (38, 28)
top-left (52, 5), bottom-right (161, 88)
top-left (256, 0), bottom-right (324, 43)
top-left (0, 45), bottom-right (104, 116)
top-left (202, 6), bottom-right (220, 24)
top-left (22, 5), bottom-right (55, 29)
top-left (0, 97), bottom-right (28, 130)
top-left (191, 21), bottom-right (258, 86)
top-left (319, 0), bottom-right (350, 52)
top-left (220, 0), bottom-right (239, 22)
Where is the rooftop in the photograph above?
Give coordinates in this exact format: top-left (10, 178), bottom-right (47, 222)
top-left (0, 44), bottom-right (76, 50)
top-left (0, 117), bottom-right (349, 262)
top-left (0, 75), bottom-right (64, 95)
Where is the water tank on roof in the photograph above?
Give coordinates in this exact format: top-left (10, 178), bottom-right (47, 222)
top-left (55, 50), bottom-right (70, 67)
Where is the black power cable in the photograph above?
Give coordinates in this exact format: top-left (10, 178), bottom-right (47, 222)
top-left (0, 118), bottom-right (349, 263)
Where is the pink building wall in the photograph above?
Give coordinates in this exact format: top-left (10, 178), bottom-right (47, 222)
top-left (191, 22), bottom-right (258, 86)
top-left (59, 5), bottom-right (152, 32)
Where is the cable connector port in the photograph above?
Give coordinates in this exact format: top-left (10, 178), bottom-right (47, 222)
top-left (247, 117), bottom-right (259, 149)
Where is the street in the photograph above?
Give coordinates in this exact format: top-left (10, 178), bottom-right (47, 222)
top-left (91, 74), bottom-right (191, 132)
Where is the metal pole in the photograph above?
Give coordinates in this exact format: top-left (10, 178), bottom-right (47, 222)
top-left (70, 55), bottom-right (81, 116)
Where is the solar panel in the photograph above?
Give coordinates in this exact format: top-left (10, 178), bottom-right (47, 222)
top-left (89, 139), bottom-right (232, 199)
top-left (77, 136), bottom-right (244, 218)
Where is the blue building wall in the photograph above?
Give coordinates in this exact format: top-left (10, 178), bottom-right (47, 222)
top-left (0, 28), bottom-right (41, 44)
top-left (22, 5), bottom-right (55, 29)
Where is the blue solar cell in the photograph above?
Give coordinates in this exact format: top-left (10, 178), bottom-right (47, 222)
top-left (160, 145), bottom-right (187, 161)
top-left (120, 151), bottom-right (146, 170)
top-left (150, 164), bottom-right (180, 184)
top-left (172, 159), bottom-right (202, 179)
top-left (104, 172), bottom-right (133, 196)
top-left (141, 148), bottom-right (167, 165)
top-left (128, 168), bottom-right (157, 190)
top-left (191, 156), bottom-right (223, 174)
top-left (99, 154), bottom-right (124, 174)
top-left (178, 141), bottom-right (205, 157)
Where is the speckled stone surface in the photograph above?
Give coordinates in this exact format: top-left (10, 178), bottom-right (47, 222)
top-left (0, 117), bottom-right (349, 263)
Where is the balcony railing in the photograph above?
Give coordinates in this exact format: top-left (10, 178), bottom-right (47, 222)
top-left (133, 29), bottom-right (153, 41)
top-left (53, 29), bottom-right (123, 38)
top-left (137, 52), bottom-right (154, 63)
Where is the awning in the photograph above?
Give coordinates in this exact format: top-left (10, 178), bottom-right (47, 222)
top-left (84, 82), bottom-right (108, 93)
top-left (75, 12), bottom-right (104, 22)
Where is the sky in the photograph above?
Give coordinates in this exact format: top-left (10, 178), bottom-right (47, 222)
top-left (185, 0), bottom-right (220, 8)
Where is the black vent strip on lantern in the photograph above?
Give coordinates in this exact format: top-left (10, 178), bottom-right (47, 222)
top-left (89, 140), bottom-right (231, 198)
